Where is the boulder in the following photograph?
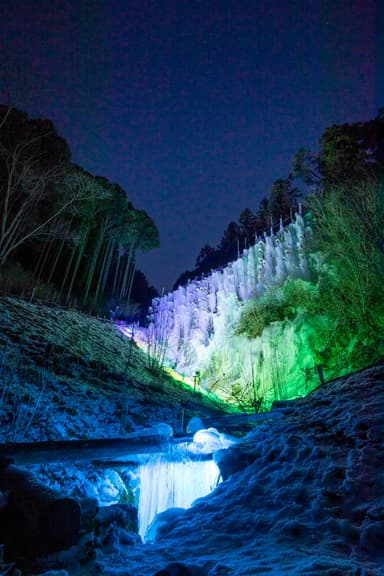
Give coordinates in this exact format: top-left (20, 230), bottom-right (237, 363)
top-left (0, 463), bottom-right (81, 558)
top-left (95, 503), bottom-right (138, 534)
top-left (186, 417), bottom-right (204, 434)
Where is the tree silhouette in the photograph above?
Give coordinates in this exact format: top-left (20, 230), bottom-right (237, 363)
top-left (0, 106), bottom-right (71, 264)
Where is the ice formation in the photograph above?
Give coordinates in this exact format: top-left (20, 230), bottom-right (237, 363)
top-left (137, 453), bottom-right (220, 541)
top-left (104, 364), bottom-right (384, 576)
top-left (144, 213), bottom-right (312, 404)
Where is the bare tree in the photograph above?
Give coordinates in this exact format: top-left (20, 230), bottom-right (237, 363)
top-left (0, 106), bottom-right (72, 264)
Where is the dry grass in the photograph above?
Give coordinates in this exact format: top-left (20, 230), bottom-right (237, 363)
top-left (0, 297), bottom-right (228, 441)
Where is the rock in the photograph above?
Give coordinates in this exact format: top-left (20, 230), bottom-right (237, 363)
top-left (0, 464), bottom-right (81, 558)
top-left (95, 503), bottom-right (138, 534)
top-left (116, 527), bottom-right (141, 546)
top-left (79, 497), bottom-right (99, 533)
top-left (192, 428), bottom-right (222, 453)
top-left (94, 504), bottom-right (140, 554)
top-left (190, 428), bottom-right (237, 455)
top-left (214, 447), bottom-right (253, 480)
top-left (31, 533), bottom-right (97, 576)
top-left (186, 417), bottom-right (204, 434)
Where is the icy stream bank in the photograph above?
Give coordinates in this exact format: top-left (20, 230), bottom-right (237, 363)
top-left (103, 363), bottom-right (384, 576)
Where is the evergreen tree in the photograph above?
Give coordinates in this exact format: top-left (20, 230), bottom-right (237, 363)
top-left (267, 178), bottom-right (300, 224)
top-left (239, 208), bottom-right (257, 245)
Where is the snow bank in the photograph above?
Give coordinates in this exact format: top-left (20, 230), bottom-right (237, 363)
top-left (104, 364), bottom-right (384, 575)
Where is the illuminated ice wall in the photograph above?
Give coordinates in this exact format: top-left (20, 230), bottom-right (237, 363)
top-left (147, 214), bottom-right (314, 404)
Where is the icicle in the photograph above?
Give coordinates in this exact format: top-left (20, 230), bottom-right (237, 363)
top-left (138, 212), bottom-right (310, 379)
top-left (137, 454), bottom-right (220, 541)
top-left (275, 238), bottom-right (287, 283)
top-left (264, 235), bottom-right (275, 285)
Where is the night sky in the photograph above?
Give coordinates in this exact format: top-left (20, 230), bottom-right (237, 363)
top-left (2, 0), bottom-right (382, 291)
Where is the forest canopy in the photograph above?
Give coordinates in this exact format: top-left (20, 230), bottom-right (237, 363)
top-left (0, 105), bottom-right (159, 312)
top-left (174, 112), bottom-right (384, 289)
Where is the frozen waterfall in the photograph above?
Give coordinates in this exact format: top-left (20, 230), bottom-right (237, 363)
top-left (138, 453), bottom-right (220, 541)
top-left (144, 212), bottom-right (310, 379)
top-left (120, 212), bottom-right (313, 411)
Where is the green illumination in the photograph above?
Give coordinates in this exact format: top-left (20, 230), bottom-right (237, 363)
top-left (197, 276), bottom-right (384, 410)
top-left (146, 176), bottom-right (384, 411)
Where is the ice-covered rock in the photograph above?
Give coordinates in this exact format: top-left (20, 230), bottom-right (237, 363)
top-left (145, 507), bottom-right (186, 543)
top-left (190, 428), bottom-right (238, 455)
top-left (186, 417), bottom-right (204, 434)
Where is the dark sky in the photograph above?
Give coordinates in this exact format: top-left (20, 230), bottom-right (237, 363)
top-left (2, 0), bottom-right (382, 291)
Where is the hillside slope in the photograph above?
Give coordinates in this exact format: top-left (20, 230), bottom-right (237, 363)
top-left (0, 297), bottom-right (226, 443)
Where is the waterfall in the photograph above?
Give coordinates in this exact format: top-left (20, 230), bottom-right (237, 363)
top-left (138, 454), bottom-right (220, 541)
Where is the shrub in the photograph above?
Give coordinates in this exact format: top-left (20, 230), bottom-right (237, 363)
top-left (0, 358), bottom-right (48, 441)
top-left (236, 279), bottom-right (317, 339)
top-left (0, 261), bottom-right (59, 302)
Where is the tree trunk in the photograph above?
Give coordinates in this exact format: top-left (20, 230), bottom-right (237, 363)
top-left (119, 244), bottom-right (134, 300)
top-left (0, 425), bottom-right (174, 465)
top-left (95, 238), bottom-right (114, 302)
top-left (112, 247), bottom-right (122, 296)
top-left (60, 242), bottom-right (76, 297)
top-left (66, 229), bottom-right (89, 304)
top-left (36, 234), bottom-right (55, 280)
top-left (83, 224), bottom-right (105, 302)
top-left (47, 234), bottom-right (67, 284)
top-left (126, 260), bottom-right (136, 305)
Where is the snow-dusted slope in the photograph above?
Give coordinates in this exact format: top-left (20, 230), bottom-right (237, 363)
top-left (0, 297), bottom-right (226, 443)
top-left (104, 363), bottom-right (384, 576)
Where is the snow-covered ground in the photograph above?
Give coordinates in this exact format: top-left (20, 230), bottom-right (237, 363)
top-left (0, 297), bottom-right (225, 443)
top-left (0, 298), bottom-right (383, 575)
top-left (100, 363), bottom-right (383, 576)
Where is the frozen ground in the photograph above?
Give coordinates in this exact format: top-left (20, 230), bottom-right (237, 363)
top-left (0, 297), bottom-right (225, 443)
top-left (101, 363), bottom-right (383, 576)
top-left (0, 298), bottom-right (383, 575)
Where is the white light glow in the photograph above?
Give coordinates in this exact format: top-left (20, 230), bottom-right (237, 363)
top-left (138, 455), bottom-right (220, 541)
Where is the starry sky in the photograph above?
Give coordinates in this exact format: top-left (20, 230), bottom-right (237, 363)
top-left (2, 0), bottom-right (382, 291)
